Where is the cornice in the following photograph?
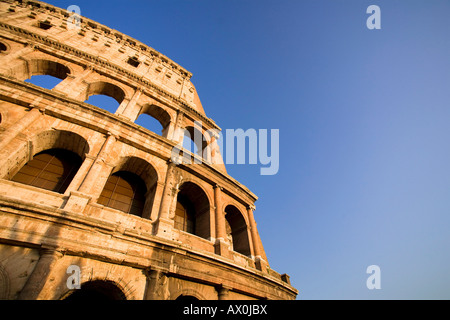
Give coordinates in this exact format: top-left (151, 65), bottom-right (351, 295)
top-left (1, 0), bottom-right (192, 78)
top-left (0, 21), bottom-right (220, 130)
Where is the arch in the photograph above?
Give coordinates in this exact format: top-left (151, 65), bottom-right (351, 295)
top-left (0, 42), bottom-right (8, 53)
top-left (176, 295), bottom-right (200, 302)
top-left (98, 171), bottom-right (147, 217)
top-left (63, 280), bottom-right (126, 300)
top-left (86, 81), bottom-right (126, 106)
top-left (99, 156), bottom-right (159, 218)
top-left (172, 288), bottom-right (207, 300)
top-left (183, 126), bottom-right (208, 157)
top-left (111, 156), bottom-right (159, 190)
top-left (23, 59), bottom-right (71, 89)
top-left (175, 181), bottom-right (211, 239)
top-left (10, 148), bottom-right (82, 194)
top-left (27, 59), bottom-right (71, 80)
top-left (136, 103), bottom-right (172, 138)
top-left (31, 130), bottom-right (90, 160)
top-left (0, 130), bottom-right (90, 181)
top-left (225, 205), bottom-right (251, 256)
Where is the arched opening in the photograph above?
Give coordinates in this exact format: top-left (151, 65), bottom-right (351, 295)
top-left (84, 81), bottom-right (125, 114)
top-left (175, 182), bottom-right (211, 239)
top-left (0, 42), bottom-right (7, 53)
top-left (63, 280), bottom-right (126, 300)
top-left (98, 157), bottom-right (158, 218)
top-left (135, 104), bottom-right (171, 138)
top-left (98, 171), bottom-right (147, 217)
top-left (25, 75), bottom-right (63, 90)
top-left (175, 196), bottom-right (195, 234)
top-left (182, 126), bottom-right (208, 157)
top-left (85, 95), bottom-right (119, 114)
top-left (225, 205), bottom-right (251, 256)
top-left (136, 113), bottom-right (163, 135)
top-left (176, 295), bottom-right (199, 301)
top-left (24, 60), bottom-right (70, 90)
top-left (0, 130), bottom-right (90, 184)
top-left (11, 148), bottom-right (82, 194)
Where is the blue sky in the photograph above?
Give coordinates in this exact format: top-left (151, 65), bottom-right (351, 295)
top-left (41, 0), bottom-right (450, 299)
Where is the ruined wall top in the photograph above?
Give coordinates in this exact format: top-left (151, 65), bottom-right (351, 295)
top-left (0, 0), bottom-right (210, 116)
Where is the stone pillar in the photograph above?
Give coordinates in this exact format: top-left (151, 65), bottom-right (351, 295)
top-left (247, 205), bottom-right (268, 271)
top-left (214, 184), bottom-right (229, 257)
top-left (217, 285), bottom-right (231, 300)
top-left (77, 132), bottom-right (117, 196)
top-left (148, 182), bottom-right (165, 222)
top-left (171, 110), bottom-right (185, 143)
top-left (144, 268), bottom-right (169, 300)
top-left (62, 133), bottom-right (116, 212)
top-left (247, 205), bottom-right (261, 257)
top-left (63, 154), bottom-right (96, 195)
top-left (18, 247), bottom-right (63, 300)
top-left (162, 120), bottom-right (175, 140)
top-left (155, 161), bottom-right (176, 238)
top-left (53, 66), bottom-right (94, 100)
top-left (118, 87), bottom-right (143, 120)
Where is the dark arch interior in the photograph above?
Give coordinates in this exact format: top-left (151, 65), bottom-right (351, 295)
top-left (11, 148), bottom-right (82, 194)
top-left (183, 126), bottom-right (208, 156)
top-left (176, 295), bottom-right (199, 301)
top-left (0, 42), bottom-right (7, 52)
top-left (64, 280), bottom-right (126, 300)
top-left (98, 171), bottom-right (147, 217)
top-left (225, 205), bottom-right (251, 256)
top-left (175, 193), bottom-right (196, 234)
top-left (175, 182), bottom-right (210, 239)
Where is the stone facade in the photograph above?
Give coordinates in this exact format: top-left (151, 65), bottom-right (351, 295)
top-left (0, 0), bottom-right (297, 300)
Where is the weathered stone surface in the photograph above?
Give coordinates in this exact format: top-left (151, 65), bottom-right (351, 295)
top-left (0, 0), bottom-right (297, 300)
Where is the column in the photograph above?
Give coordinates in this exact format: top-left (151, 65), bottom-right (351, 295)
top-left (77, 132), bottom-right (117, 195)
top-left (144, 268), bottom-right (169, 300)
top-left (18, 247), bottom-right (63, 300)
top-left (148, 182), bottom-right (166, 222)
top-left (62, 133), bottom-right (116, 212)
top-left (171, 110), bottom-right (185, 143)
top-left (53, 66), bottom-right (94, 100)
top-left (247, 205), bottom-right (262, 258)
top-left (162, 120), bottom-right (175, 140)
top-left (155, 161), bottom-right (176, 238)
top-left (247, 205), bottom-right (269, 271)
top-left (117, 87), bottom-right (143, 120)
top-left (217, 285), bottom-right (232, 300)
top-left (214, 184), bottom-right (229, 257)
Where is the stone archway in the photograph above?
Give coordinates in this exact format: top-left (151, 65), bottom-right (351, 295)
top-left (63, 280), bottom-right (126, 300)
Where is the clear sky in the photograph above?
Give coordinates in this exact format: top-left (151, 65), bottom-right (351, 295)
top-left (42, 0), bottom-right (450, 299)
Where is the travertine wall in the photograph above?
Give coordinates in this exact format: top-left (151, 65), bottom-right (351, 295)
top-left (0, 0), bottom-right (297, 300)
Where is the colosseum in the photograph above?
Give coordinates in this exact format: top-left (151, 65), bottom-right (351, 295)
top-left (0, 0), bottom-right (297, 300)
